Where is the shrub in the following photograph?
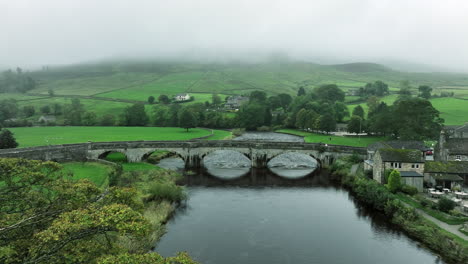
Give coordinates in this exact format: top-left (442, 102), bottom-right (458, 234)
top-left (232, 128), bottom-right (245, 137)
top-left (401, 185), bottom-right (418, 196)
top-left (438, 197), bottom-right (456, 213)
top-left (146, 181), bottom-right (186, 203)
top-left (256, 126), bottom-right (271, 132)
top-left (386, 170), bottom-right (401, 193)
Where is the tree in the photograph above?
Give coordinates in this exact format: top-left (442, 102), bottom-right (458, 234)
top-left (122, 103), bottom-right (149, 126)
top-left (52, 103), bottom-right (62, 115)
top-left (249, 90), bottom-right (267, 102)
top-left (0, 129), bottom-right (18, 149)
top-left (312, 84), bottom-right (345, 102)
top-left (386, 170), bottom-right (401, 193)
top-left (393, 98), bottom-right (444, 140)
top-left (48, 89), bottom-right (54, 96)
top-left (0, 158), bottom-right (152, 263)
top-left (100, 114), bottom-right (115, 126)
top-left (277, 93), bottom-right (292, 109)
top-left (347, 115), bottom-right (363, 134)
top-left (418, 85), bottom-right (432, 99)
top-left (148, 96), bottom-right (155, 104)
top-left (212, 94), bottom-right (222, 105)
top-left (352, 105), bottom-right (365, 119)
top-left (82, 111), bottom-right (97, 126)
top-left (366, 96), bottom-right (380, 116)
top-left (40, 105), bottom-right (51, 115)
top-left (333, 102), bottom-right (349, 122)
top-left (0, 99), bottom-right (19, 123)
top-left (237, 103), bottom-right (266, 130)
top-left (178, 108), bottom-right (198, 132)
top-left (398, 80), bottom-right (412, 99)
top-left (319, 113), bottom-right (336, 133)
top-left (22, 105), bottom-right (35, 117)
top-left (158, 94), bottom-right (170, 104)
top-left (438, 197), bottom-right (456, 213)
top-left (297, 86), bottom-right (306, 96)
top-left (64, 99), bottom-right (84, 125)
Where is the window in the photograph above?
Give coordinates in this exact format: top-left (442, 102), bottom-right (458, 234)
top-left (456, 155), bottom-right (461, 160)
top-left (391, 162), bottom-right (401, 168)
top-left (412, 164), bottom-right (419, 169)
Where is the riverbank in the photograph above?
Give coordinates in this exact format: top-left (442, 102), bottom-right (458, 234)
top-left (330, 160), bottom-right (468, 264)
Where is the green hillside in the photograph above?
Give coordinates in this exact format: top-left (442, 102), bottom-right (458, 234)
top-left (3, 60), bottom-right (468, 125)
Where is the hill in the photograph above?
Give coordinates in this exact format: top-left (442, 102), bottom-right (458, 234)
top-left (3, 60), bottom-right (468, 125)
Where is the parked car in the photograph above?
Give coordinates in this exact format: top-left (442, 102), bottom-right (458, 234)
top-left (426, 150), bottom-right (433, 155)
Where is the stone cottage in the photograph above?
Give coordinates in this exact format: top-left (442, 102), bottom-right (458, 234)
top-left (373, 148), bottom-right (425, 192)
top-left (364, 140), bottom-right (426, 171)
top-left (436, 130), bottom-right (468, 161)
top-left (424, 161), bottom-right (468, 188)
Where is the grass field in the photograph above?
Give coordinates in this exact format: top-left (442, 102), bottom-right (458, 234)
top-left (277, 129), bottom-right (385, 147)
top-left (103, 152), bottom-right (162, 171)
top-left (430, 98), bottom-right (468, 125)
top-left (205, 129), bottom-right (232, 140)
top-left (9, 126), bottom-right (219, 147)
top-left (61, 162), bottom-right (113, 187)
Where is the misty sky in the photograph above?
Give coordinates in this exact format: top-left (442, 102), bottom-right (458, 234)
top-left (2, 0), bottom-right (468, 71)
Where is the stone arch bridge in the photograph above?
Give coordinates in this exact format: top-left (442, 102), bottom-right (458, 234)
top-left (0, 140), bottom-right (366, 169)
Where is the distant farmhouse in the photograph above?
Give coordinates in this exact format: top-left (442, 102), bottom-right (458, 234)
top-left (444, 123), bottom-right (468, 139)
top-left (225, 95), bottom-right (249, 110)
top-left (174, 93), bottom-right (190, 101)
top-left (372, 148), bottom-right (425, 192)
top-left (38, 115), bottom-right (56, 124)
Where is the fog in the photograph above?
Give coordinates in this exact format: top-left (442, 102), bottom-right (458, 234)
top-left (2, 0), bottom-right (468, 71)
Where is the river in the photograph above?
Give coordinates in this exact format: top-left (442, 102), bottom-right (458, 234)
top-left (154, 132), bottom-right (444, 264)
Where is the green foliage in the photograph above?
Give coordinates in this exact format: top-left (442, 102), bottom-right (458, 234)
top-left (312, 84), bottom-right (345, 102)
top-left (347, 115), bottom-right (363, 134)
top-left (148, 95), bottom-right (155, 104)
top-left (0, 158), bottom-right (151, 264)
top-left (158, 94), bottom-right (170, 104)
top-left (438, 197), bottom-right (456, 213)
top-left (64, 98), bottom-right (85, 125)
top-left (178, 108), bottom-right (198, 132)
top-left (401, 185), bottom-right (418, 196)
top-left (386, 170), bottom-right (402, 193)
top-left (0, 99), bottom-right (18, 123)
top-left (122, 103), bottom-right (149, 126)
top-left (0, 129), bottom-right (18, 149)
top-left (358, 81), bottom-right (389, 97)
top-left (0, 69), bottom-right (36, 93)
top-left (22, 105), bottom-right (35, 117)
top-left (98, 251), bottom-right (198, 264)
top-left (352, 105), bottom-right (365, 119)
top-left (211, 93), bottom-right (221, 105)
top-left (418, 85), bottom-right (432, 99)
top-left (146, 181), bottom-right (187, 203)
top-left (297, 86), bottom-right (306, 96)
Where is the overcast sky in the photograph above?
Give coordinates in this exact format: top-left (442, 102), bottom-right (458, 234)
top-left (2, 0), bottom-right (468, 71)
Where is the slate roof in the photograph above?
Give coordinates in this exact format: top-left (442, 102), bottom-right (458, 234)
top-left (377, 148), bottom-right (424, 163)
top-left (368, 140), bottom-right (426, 151)
top-left (425, 161), bottom-right (468, 174)
top-left (400, 171), bottom-right (424, 177)
top-left (431, 174), bottom-right (464, 181)
top-left (445, 138), bottom-right (468, 155)
top-left (454, 123), bottom-right (468, 133)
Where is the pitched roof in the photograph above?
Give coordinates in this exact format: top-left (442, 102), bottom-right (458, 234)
top-left (445, 138), bottom-right (468, 154)
top-left (400, 171), bottom-right (424, 177)
top-left (368, 140), bottom-right (426, 151)
top-left (377, 148), bottom-right (424, 163)
top-left (431, 174), bottom-right (464, 181)
top-left (454, 123), bottom-right (468, 133)
top-left (425, 161), bottom-right (468, 174)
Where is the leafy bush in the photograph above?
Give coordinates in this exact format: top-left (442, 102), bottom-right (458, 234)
top-left (401, 185), bottom-right (418, 196)
top-left (232, 128), bottom-right (245, 136)
top-left (386, 170), bottom-right (401, 193)
top-left (438, 197), bottom-right (456, 213)
top-left (146, 181), bottom-right (186, 203)
top-left (256, 126), bottom-right (271, 132)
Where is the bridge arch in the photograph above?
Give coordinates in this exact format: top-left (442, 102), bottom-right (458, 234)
top-left (97, 150), bottom-right (128, 162)
top-left (141, 149), bottom-right (185, 163)
top-left (266, 151), bottom-right (321, 169)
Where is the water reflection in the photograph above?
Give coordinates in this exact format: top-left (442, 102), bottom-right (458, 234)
top-left (202, 150), bottom-right (251, 179)
top-left (268, 152), bottom-right (318, 179)
top-left (157, 157), bottom-right (185, 171)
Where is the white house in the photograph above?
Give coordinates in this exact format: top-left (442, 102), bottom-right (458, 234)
top-left (174, 93), bottom-right (190, 101)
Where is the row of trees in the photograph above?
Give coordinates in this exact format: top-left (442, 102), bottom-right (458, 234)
top-left (0, 68), bottom-right (36, 93)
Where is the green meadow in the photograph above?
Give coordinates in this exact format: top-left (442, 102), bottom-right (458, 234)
top-left (277, 129), bottom-right (385, 147)
top-left (61, 162), bottom-right (113, 187)
top-left (8, 126), bottom-right (220, 147)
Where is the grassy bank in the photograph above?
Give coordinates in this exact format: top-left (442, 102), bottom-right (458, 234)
top-left (395, 193), bottom-right (468, 225)
top-left (9, 126), bottom-right (221, 147)
top-left (331, 160), bottom-right (468, 263)
top-left (277, 129), bottom-right (384, 147)
top-left (61, 162), bottom-right (114, 187)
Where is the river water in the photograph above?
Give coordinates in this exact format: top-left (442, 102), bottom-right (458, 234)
top-left (154, 132), bottom-right (444, 264)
